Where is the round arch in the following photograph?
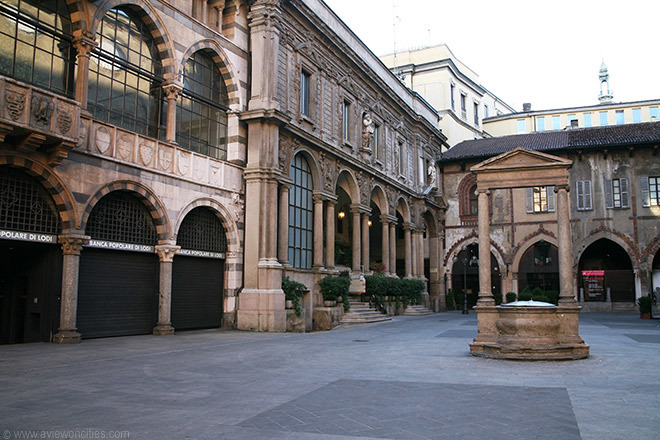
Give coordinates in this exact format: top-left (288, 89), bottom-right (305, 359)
top-left (446, 236), bottom-right (506, 274)
top-left (0, 155), bottom-right (78, 231)
top-left (291, 148), bottom-right (322, 192)
top-left (175, 197), bottom-right (241, 253)
top-left (578, 237), bottom-right (635, 303)
top-left (395, 197), bottom-right (411, 223)
top-left (422, 210), bottom-right (438, 238)
top-left (336, 169), bottom-right (360, 204)
top-left (179, 40), bottom-right (241, 108)
top-left (90, 0), bottom-right (177, 79)
top-left (81, 180), bottom-right (171, 242)
top-left (370, 184), bottom-right (388, 214)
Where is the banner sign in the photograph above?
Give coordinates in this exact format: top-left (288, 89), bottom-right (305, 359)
top-left (179, 249), bottom-right (225, 259)
top-left (0, 229), bottom-right (57, 244)
top-left (86, 239), bottom-right (154, 253)
top-left (582, 270), bottom-right (605, 300)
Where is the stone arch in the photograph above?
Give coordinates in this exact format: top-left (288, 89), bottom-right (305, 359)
top-left (395, 197), bottom-right (411, 223)
top-left (643, 233), bottom-right (660, 270)
top-left (174, 198), bottom-right (240, 254)
top-left (290, 147), bottom-right (322, 191)
top-left (511, 234), bottom-right (559, 275)
top-left (457, 173), bottom-right (478, 217)
top-left (370, 184), bottom-right (388, 214)
top-left (336, 168), bottom-right (360, 204)
top-left (0, 154), bottom-right (78, 231)
top-left (81, 180), bottom-right (171, 242)
top-left (90, 0), bottom-right (177, 78)
top-left (422, 210), bottom-right (438, 238)
top-left (179, 40), bottom-right (241, 108)
top-left (445, 233), bottom-right (506, 273)
top-left (576, 230), bottom-right (639, 270)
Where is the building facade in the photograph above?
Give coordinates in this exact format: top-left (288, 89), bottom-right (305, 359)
top-left (380, 45), bottom-right (515, 148)
top-left (439, 123), bottom-right (660, 311)
top-left (0, 0), bottom-right (446, 343)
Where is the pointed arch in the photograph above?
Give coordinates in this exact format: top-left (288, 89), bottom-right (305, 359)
top-left (81, 180), bottom-right (171, 242)
top-left (511, 234), bottom-right (559, 275)
top-left (576, 230), bottom-right (639, 269)
top-left (0, 154), bottom-right (78, 231)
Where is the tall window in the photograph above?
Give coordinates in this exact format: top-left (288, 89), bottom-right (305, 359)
top-left (605, 178), bottom-right (629, 209)
top-left (599, 111), bottom-right (608, 126)
top-left (568, 114), bottom-right (578, 127)
top-left (460, 93), bottom-right (467, 119)
top-left (484, 105), bottom-right (489, 118)
top-left (615, 110), bottom-right (624, 125)
top-left (473, 102), bottom-right (479, 125)
top-left (536, 117), bottom-right (546, 131)
top-left (300, 70), bottom-right (311, 117)
top-left (650, 107), bottom-right (659, 121)
top-left (632, 108), bottom-right (641, 123)
top-left (288, 154), bottom-right (313, 269)
top-left (641, 176), bottom-right (659, 207)
top-left (583, 113), bottom-right (592, 127)
top-left (450, 83), bottom-right (455, 110)
top-left (88, 7), bottom-right (164, 138)
top-left (575, 180), bottom-right (592, 211)
top-left (397, 140), bottom-right (405, 175)
top-left (177, 50), bottom-right (228, 160)
top-left (0, 0), bottom-right (75, 96)
top-left (374, 123), bottom-right (384, 162)
top-left (342, 100), bottom-right (351, 143)
top-left (526, 186), bottom-right (555, 213)
top-left (552, 115), bottom-right (560, 130)
top-left (517, 120), bottom-right (526, 133)
top-left (469, 184), bottom-right (478, 215)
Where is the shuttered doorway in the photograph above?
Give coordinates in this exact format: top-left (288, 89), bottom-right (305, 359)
top-left (171, 256), bottom-right (224, 330)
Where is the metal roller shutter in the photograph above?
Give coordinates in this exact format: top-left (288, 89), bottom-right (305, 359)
top-left (171, 256), bottom-right (224, 330)
top-left (77, 248), bottom-right (158, 338)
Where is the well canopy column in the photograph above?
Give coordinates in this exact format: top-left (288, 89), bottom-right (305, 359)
top-left (556, 184), bottom-right (577, 305)
top-left (477, 189), bottom-right (494, 305)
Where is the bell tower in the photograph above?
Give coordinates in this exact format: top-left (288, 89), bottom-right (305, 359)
top-left (598, 61), bottom-right (613, 104)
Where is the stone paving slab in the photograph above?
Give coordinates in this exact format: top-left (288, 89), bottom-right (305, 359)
top-left (435, 329), bottom-right (478, 338)
top-left (239, 379), bottom-right (580, 440)
top-left (624, 334), bottom-right (660, 343)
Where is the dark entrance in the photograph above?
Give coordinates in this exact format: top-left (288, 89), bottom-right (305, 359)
top-left (518, 241), bottom-right (559, 293)
top-left (578, 238), bottom-right (634, 302)
top-left (77, 191), bottom-right (159, 338)
top-left (452, 244), bottom-right (501, 309)
top-left (172, 207), bottom-right (227, 330)
top-left (0, 167), bottom-right (62, 344)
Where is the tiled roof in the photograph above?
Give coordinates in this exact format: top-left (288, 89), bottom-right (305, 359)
top-left (441, 122), bottom-right (660, 162)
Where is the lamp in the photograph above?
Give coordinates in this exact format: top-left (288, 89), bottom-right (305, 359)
top-left (338, 211), bottom-right (345, 219)
top-left (368, 219), bottom-right (372, 227)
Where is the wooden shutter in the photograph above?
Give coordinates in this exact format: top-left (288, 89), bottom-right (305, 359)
top-left (641, 176), bottom-right (650, 207)
top-left (584, 180), bottom-right (592, 210)
top-left (604, 179), bottom-right (613, 209)
top-left (576, 181), bottom-right (584, 210)
top-left (547, 186), bottom-right (555, 212)
top-left (620, 178), bottom-right (629, 208)
top-left (526, 187), bottom-right (533, 213)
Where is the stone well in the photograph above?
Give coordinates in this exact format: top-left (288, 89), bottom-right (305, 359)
top-left (469, 301), bottom-right (590, 361)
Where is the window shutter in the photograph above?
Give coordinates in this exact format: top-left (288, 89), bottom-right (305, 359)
top-left (604, 179), bottom-right (613, 209)
top-left (641, 176), bottom-right (650, 207)
top-left (547, 186), bottom-right (556, 212)
top-left (584, 180), bottom-right (592, 210)
top-left (620, 178), bottom-right (629, 208)
top-left (526, 187), bottom-right (533, 213)
top-left (576, 181), bottom-right (584, 210)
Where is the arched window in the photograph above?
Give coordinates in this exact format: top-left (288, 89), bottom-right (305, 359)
top-left (177, 207), bottom-right (227, 253)
top-left (87, 8), bottom-right (164, 138)
top-left (177, 50), bottom-right (229, 160)
top-left (86, 192), bottom-right (157, 245)
top-left (288, 154), bottom-right (313, 269)
top-left (0, 0), bottom-right (75, 96)
top-left (468, 184), bottom-right (478, 215)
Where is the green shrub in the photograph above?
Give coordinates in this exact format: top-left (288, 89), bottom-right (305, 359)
top-left (506, 292), bottom-right (517, 303)
top-left (493, 291), bottom-right (503, 305)
top-left (638, 296), bottom-right (652, 314)
top-left (455, 291), bottom-right (465, 308)
top-left (520, 285), bottom-right (532, 294)
top-left (282, 276), bottom-right (307, 317)
top-left (364, 276), bottom-right (424, 306)
top-left (518, 292), bottom-right (532, 301)
top-left (531, 287), bottom-right (544, 297)
top-left (446, 289), bottom-right (455, 309)
top-left (544, 290), bottom-right (559, 305)
top-left (318, 276), bottom-right (350, 302)
top-left (532, 294), bottom-right (550, 303)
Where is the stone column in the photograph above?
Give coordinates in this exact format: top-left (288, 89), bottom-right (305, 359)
top-left (351, 206), bottom-right (361, 273)
top-left (278, 183), bottom-right (290, 267)
top-left (411, 230), bottom-right (420, 278)
top-left (313, 193), bottom-right (325, 269)
top-left (389, 220), bottom-right (397, 277)
top-left (163, 80), bottom-right (184, 143)
top-left (380, 214), bottom-right (390, 276)
top-left (361, 212), bottom-right (370, 272)
top-left (53, 233), bottom-right (89, 344)
top-left (72, 31), bottom-right (97, 109)
top-left (417, 230), bottom-right (425, 279)
top-left (153, 244), bottom-right (181, 335)
top-left (477, 189), bottom-right (494, 305)
top-left (403, 222), bottom-right (412, 278)
top-left (556, 185), bottom-right (577, 305)
top-left (325, 199), bottom-right (336, 270)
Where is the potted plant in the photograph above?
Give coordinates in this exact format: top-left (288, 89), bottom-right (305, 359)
top-left (282, 276), bottom-right (307, 317)
top-left (638, 296), bottom-right (652, 319)
top-left (318, 276), bottom-right (350, 309)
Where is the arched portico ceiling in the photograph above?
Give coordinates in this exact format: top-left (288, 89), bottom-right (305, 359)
top-left (370, 185), bottom-right (388, 214)
top-left (395, 197), bottom-right (410, 222)
top-left (336, 169), bottom-right (359, 204)
top-left (422, 210), bottom-right (437, 237)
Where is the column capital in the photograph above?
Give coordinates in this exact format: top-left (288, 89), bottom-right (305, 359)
top-left (155, 244), bottom-right (181, 262)
top-left (350, 204), bottom-right (371, 215)
top-left (476, 188), bottom-right (490, 195)
top-left (58, 234), bottom-right (90, 256)
top-left (402, 221), bottom-right (414, 231)
top-left (72, 31), bottom-right (97, 58)
top-left (554, 184), bottom-right (570, 192)
top-left (380, 214), bottom-right (397, 224)
top-left (162, 80), bottom-right (184, 101)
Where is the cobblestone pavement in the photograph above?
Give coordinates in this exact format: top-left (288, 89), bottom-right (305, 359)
top-left (0, 312), bottom-right (658, 440)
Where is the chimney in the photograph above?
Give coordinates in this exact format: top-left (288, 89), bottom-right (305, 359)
top-left (522, 103), bottom-right (532, 112)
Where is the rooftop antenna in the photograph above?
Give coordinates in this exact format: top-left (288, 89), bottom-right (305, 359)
top-left (392, 1), bottom-right (405, 83)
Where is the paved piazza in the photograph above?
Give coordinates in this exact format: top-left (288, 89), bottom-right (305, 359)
top-left (0, 312), bottom-right (658, 439)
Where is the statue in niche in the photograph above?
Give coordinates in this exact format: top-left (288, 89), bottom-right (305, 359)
top-left (361, 113), bottom-right (374, 150)
top-left (427, 163), bottom-right (437, 187)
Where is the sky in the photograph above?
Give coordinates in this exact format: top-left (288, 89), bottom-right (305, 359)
top-left (323, 0), bottom-right (660, 112)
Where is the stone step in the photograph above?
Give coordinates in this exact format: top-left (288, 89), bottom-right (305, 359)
top-left (340, 300), bottom-right (390, 325)
top-left (403, 305), bottom-right (433, 316)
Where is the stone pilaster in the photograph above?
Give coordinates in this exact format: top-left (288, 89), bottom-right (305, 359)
top-left (361, 212), bottom-right (370, 272)
top-left (53, 233), bottom-right (89, 344)
top-left (389, 220), bottom-right (397, 277)
top-left (313, 193), bottom-right (325, 269)
top-left (403, 222), bottom-right (412, 278)
top-left (380, 214), bottom-right (390, 276)
top-left (278, 182), bottom-right (290, 267)
top-left (477, 189), bottom-right (494, 305)
top-left (350, 205), bottom-right (361, 273)
top-left (72, 31), bottom-right (97, 109)
top-left (162, 80), bottom-right (184, 143)
top-left (153, 244), bottom-right (180, 335)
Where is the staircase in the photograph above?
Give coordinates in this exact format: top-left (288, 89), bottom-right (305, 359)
top-left (340, 299), bottom-right (391, 325)
top-left (403, 304), bottom-right (434, 316)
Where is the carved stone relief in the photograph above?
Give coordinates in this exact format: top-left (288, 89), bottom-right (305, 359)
top-left (116, 133), bottom-right (133, 161)
top-left (94, 125), bottom-right (111, 155)
top-left (158, 145), bottom-right (173, 171)
top-left (5, 88), bottom-right (26, 122)
top-left (30, 94), bottom-right (53, 129)
top-left (177, 150), bottom-right (190, 176)
top-left (139, 140), bottom-right (155, 166)
top-left (56, 109), bottom-right (72, 136)
top-left (193, 155), bottom-right (206, 181)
